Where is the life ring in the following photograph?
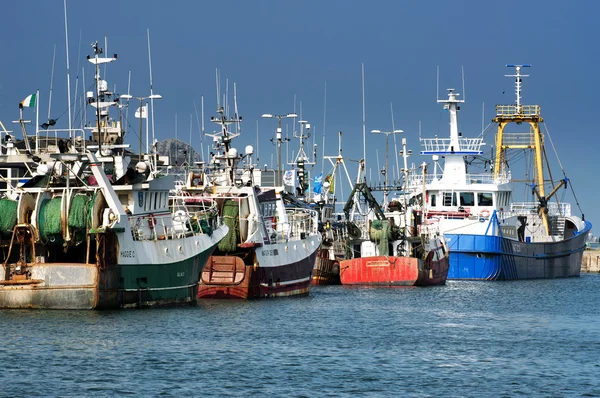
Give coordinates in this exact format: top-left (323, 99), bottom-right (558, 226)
top-left (479, 209), bottom-right (490, 218)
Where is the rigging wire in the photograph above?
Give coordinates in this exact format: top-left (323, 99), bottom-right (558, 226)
top-left (541, 122), bottom-right (584, 215)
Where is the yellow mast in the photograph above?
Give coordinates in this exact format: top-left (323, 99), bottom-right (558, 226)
top-left (492, 65), bottom-right (550, 234)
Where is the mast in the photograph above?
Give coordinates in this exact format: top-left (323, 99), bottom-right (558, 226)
top-left (207, 103), bottom-right (242, 186)
top-left (87, 41), bottom-right (117, 156)
top-left (371, 129), bottom-right (403, 208)
top-left (147, 29), bottom-right (157, 147)
top-left (321, 82), bottom-right (326, 175)
top-left (361, 63), bottom-right (366, 173)
top-left (288, 119), bottom-right (316, 198)
top-left (262, 112), bottom-right (296, 186)
top-left (63, 0), bottom-right (73, 141)
top-left (492, 64), bottom-right (551, 233)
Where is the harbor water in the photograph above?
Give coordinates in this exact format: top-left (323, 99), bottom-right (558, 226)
top-left (1, 275), bottom-right (599, 397)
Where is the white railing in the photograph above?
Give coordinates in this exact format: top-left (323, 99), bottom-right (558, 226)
top-left (501, 132), bottom-right (534, 146)
top-left (276, 208), bottom-right (319, 243)
top-left (407, 172), bottom-right (511, 187)
top-left (509, 202), bottom-right (571, 217)
top-left (419, 218), bottom-right (441, 237)
top-left (421, 137), bottom-right (485, 153)
top-left (35, 129), bottom-right (88, 154)
top-left (129, 198), bottom-right (220, 241)
top-left (495, 104), bottom-right (540, 117)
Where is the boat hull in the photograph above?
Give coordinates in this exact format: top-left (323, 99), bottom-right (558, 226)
top-left (311, 248), bottom-right (340, 285)
top-left (0, 228), bottom-right (226, 309)
top-left (198, 236), bottom-right (320, 299)
top-left (339, 254), bottom-right (449, 286)
top-left (0, 249), bottom-right (215, 309)
top-left (445, 223), bottom-right (591, 280)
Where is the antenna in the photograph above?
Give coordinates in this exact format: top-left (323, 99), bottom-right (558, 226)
top-left (73, 31), bottom-right (82, 127)
top-left (361, 63), bottom-right (366, 165)
top-left (225, 78), bottom-right (229, 118)
top-left (481, 101), bottom-right (485, 134)
top-left (390, 102), bottom-right (400, 186)
top-left (193, 98), bottom-right (203, 162)
top-left (48, 43), bottom-right (56, 122)
top-left (505, 64), bottom-right (531, 108)
top-left (215, 68), bottom-right (221, 112)
top-left (233, 82), bottom-right (240, 133)
top-left (436, 65), bottom-right (440, 101)
top-left (63, 0), bottom-right (73, 139)
top-left (103, 37), bottom-right (108, 81)
top-left (322, 82), bottom-right (327, 174)
top-left (125, 70), bottom-right (131, 133)
top-left (292, 93), bottom-right (297, 137)
top-left (201, 96), bottom-right (204, 135)
top-left (256, 120), bottom-right (260, 162)
top-left (461, 66), bottom-right (466, 102)
top-left (147, 29), bottom-right (157, 147)
top-left (82, 67), bottom-right (86, 128)
top-left (188, 114), bottom-right (193, 164)
top-left (376, 149), bottom-right (380, 184)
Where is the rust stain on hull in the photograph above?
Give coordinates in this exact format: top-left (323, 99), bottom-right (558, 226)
top-left (339, 255), bottom-right (449, 286)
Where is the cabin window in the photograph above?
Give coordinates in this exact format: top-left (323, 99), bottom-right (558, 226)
top-left (430, 194), bottom-right (437, 207)
top-left (443, 192), bottom-right (457, 207)
top-left (261, 201), bottom-right (277, 217)
top-left (478, 192), bottom-right (493, 206)
top-left (460, 192), bottom-right (475, 206)
top-left (0, 169), bottom-right (8, 191)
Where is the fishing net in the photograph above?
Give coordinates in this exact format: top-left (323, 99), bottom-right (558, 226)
top-left (38, 197), bottom-right (63, 243)
top-left (369, 219), bottom-right (391, 241)
top-left (190, 214), bottom-right (214, 237)
top-left (68, 194), bottom-right (91, 243)
top-left (379, 220), bottom-right (390, 256)
top-left (200, 218), bottom-right (213, 237)
top-left (218, 200), bottom-right (239, 252)
top-left (369, 219), bottom-right (390, 256)
top-left (68, 194), bottom-right (90, 230)
top-left (0, 198), bottom-right (18, 236)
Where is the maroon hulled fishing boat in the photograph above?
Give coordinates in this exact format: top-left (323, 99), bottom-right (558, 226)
top-left (178, 106), bottom-right (321, 299)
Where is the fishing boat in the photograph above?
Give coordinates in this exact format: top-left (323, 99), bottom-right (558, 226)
top-left (308, 132), bottom-right (357, 285)
top-left (184, 105), bottom-right (321, 299)
top-left (338, 158), bottom-right (449, 286)
top-left (274, 117), bottom-right (340, 286)
top-left (406, 65), bottom-right (591, 280)
top-left (281, 189), bottom-right (342, 285)
top-left (0, 42), bottom-right (228, 309)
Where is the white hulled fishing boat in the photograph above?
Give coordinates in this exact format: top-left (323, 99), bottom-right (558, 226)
top-left (0, 42), bottom-right (227, 308)
top-left (407, 65), bottom-right (591, 279)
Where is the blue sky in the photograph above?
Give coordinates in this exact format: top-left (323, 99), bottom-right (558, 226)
top-left (1, 0), bottom-right (598, 228)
